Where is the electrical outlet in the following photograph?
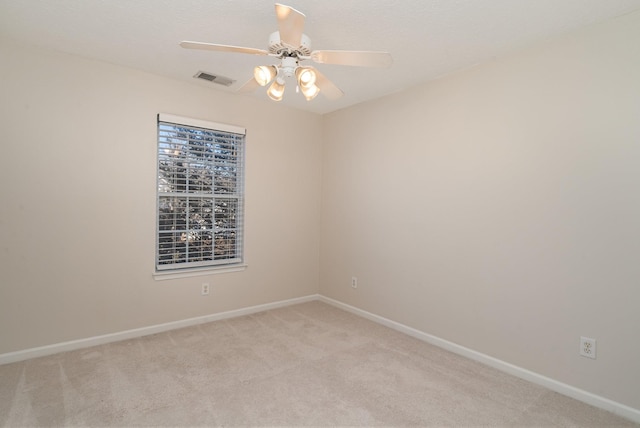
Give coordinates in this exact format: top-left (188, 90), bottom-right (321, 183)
top-left (201, 283), bottom-right (210, 296)
top-left (580, 336), bottom-right (596, 359)
top-left (351, 277), bottom-right (358, 289)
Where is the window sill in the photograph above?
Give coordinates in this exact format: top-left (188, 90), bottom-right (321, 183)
top-left (153, 264), bottom-right (247, 281)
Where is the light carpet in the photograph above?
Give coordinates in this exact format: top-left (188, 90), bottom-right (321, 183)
top-left (0, 301), bottom-right (636, 427)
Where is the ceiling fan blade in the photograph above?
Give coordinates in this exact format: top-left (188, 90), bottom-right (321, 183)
top-left (236, 77), bottom-right (260, 94)
top-left (275, 3), bottom-right (305, 48)
top-left (180, 41), bottom-right (268, 56)
top-left (311, 50), bottom-right (393, 68)
top-left (313, 69), bottom-right (343, 100)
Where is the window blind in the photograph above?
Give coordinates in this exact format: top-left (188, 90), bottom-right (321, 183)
top-left (156, 114), bottom-right (245, 271)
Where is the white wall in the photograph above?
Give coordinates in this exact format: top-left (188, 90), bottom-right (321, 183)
top-left (320, 11), bottom-right (640, 410)
top-left (0, 39), bottom-right (322, 354)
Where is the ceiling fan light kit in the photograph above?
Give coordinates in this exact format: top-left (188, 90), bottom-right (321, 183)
top-left (180, 3), bottom-right (392, 103)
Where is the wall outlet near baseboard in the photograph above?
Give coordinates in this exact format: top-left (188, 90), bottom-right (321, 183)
top-left (580, 336), bottom-right (596, 359)
top-left (201, 283), bottom-right (210, 296)
top-left (351, 277), bottom-right (358, 289)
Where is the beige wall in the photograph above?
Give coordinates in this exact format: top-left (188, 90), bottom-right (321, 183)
top-left (320, 11), bottom-right (640, 410)
top-left (0, 39), bottom-right (322, 354)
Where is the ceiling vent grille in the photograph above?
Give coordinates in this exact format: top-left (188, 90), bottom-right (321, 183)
top-left (194, 71), bottom-right (235, 87)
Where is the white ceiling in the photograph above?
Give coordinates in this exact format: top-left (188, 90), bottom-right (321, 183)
top-left (2, 0), bottom-right (640, 115)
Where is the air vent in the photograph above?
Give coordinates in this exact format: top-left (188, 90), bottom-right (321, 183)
top-left (193, 71), bottom-right (235, 87)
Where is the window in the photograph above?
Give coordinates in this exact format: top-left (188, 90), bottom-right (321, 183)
top-left (156, 114), bottom-right (245, 272)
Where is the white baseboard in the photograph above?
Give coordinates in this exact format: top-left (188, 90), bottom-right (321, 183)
top-left (318, 295), bottom-right (640, 424)
top-left (0, 294), bottom-right (319, 365)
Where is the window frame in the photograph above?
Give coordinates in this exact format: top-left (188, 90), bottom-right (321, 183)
top-left (155, 113), bottom-right (246, 276)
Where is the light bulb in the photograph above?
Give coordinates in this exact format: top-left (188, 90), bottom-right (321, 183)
top-left (267, 79), bottom-right (285, 101)
top-left (296, 67), bottom-right (317, 89)
top-left (254, 65), bottom-right (277, 86)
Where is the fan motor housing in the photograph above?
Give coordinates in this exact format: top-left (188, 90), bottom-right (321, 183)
top-left (269, 31), bottom-right (312, 57)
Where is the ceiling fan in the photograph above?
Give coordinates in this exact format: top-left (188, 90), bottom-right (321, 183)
top-left (180, 3), bottom-right (393, 102)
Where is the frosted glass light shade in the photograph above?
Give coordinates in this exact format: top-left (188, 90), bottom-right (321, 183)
top-left (295, 67), bottom-right (316, 89)
top-left (254, 65), bottom-right (277, 86)
top-left (301, 83), bottom-right (320, 101)
top-left (267, 79), bottom-right (285, 101)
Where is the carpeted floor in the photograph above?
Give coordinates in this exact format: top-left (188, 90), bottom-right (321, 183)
top-left (0, 301), bottom-right (636, 426)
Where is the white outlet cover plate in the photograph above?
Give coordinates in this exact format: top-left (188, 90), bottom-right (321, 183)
top-left (580, 336), bottom-right (596, 359)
